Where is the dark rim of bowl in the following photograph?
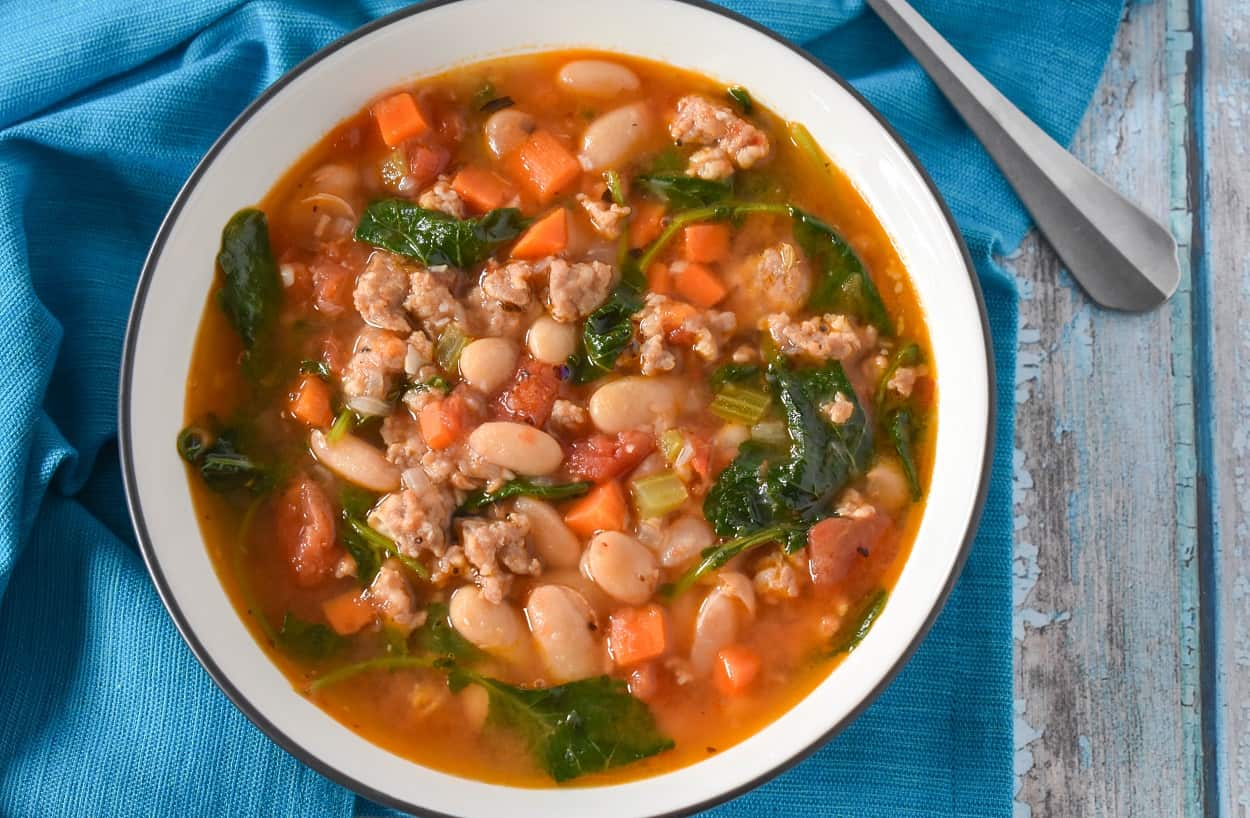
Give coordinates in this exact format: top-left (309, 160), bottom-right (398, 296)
top-left (118, 1), bottom-right (997, 815)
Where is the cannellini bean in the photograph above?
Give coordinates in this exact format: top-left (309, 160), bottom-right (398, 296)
top-left (514, 497), bottom-right (581, 568)
top-left (556, 60), bottom-right (641, 98)
top-left (714, 571), bottom-right (757, 618)
top-left (866, 457), bottom-right (911, 514)
top-left (308, 162), bottom-right (359, 199)
top-left (713, 424), bottom-right (751, 459)
top-left (484, 108), bottom-right (537, 159)
top-left (449, 586), bottom-right (528, 659)
top-left (582, 531), bottom-right (660, 604)
top-left (458, 337), bottom-right (519, 395)
top-left (309, 430), bottom-right (400, 493)
top-left (588, 376), bottom-right (681, 433)
top-left (579, 102), bottom-right (652, 172)
top-left (458, 684), bottom-right (490, 732)
top-left (526, 585), bottom-right (605, 682)
top-left (690, 585), bottom-right (749, 675)
top-left (526, 315), bottom-right (578, 364)
top-left (660, 515), bottom-right (717, 568)
top-left (468, 422), bottom-right (563, 475)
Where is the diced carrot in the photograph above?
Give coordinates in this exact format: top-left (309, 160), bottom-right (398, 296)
top-left (518, 130), bottom-right (582, 202)
top-left (673, 261), bottom-right (728, 308)
top-left (451, 166), bottom-right (514, 213)
top-left (608, 605), bottom-right (669, 667)
top-left (682, 223), bottom-right (731, 263)
top-left (419, 396), bottom-right (466, 450)
top-left (372, 92), bottom-right (430, 148)
top-left (563, 480), bottom-right (628, 537)
top-left (713, 644), bottom-right (762, 695)
top-left (289, 375), bottom-right (333, 428)
top-left (322, 589), bottom-right (376, 636)
top-left (511, 209), bottom-right (568, 259)
top-left (630, 201), bottom-right (667, 249)
top-left (646, 262), bottom-right (672, 295)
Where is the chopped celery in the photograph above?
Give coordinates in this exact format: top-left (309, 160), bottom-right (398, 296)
top-left (660, 429), bottom-right (685, 463)
top-left (709, 384), bottom-right (772, 425)
top-left (379, 148), bottom-right (408, 191)
top-left (326, 407), bottom-right (355, 443)
top-left (436, 324), bottom-right (471, 372)
top-left (630, 471), bottom-right (689, 519)
top-left (750, 420), bottom-right (788, 446)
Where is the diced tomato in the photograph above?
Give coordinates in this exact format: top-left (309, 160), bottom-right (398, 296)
top-left (806, 513), bottom-right (894, 588)
top-left (275, 476), bottom-right (341, 588)
top-left (310, 257), bottom-right (354, 316)
top-left (566, 431), bottom-right (656, 483)
top-left (408, 143), bottom-right (450, 189)
top-left (319, 336), bottom-right (347, 377)
top-left (494, 357), bottom-right (560, 427)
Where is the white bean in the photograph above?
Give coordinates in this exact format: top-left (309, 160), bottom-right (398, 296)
top-left (582, 531), bottom-right (660, 604)
top-left (526, 585), bottom-right (605, 682)
top-left (660, 515), bottom-right (717, 568)
top-left (866, 457), bottom-right (911, 514)
top-left (714, 571), bottom-right (757, 618)
top-left (514, 497), bottom-right (581, 568)
top-left (484, 108), bottom-right (536, 159)
top-left (556, 60), bottom-right (641, 98)
top-left (449, 586), bottom-right (528, 659)
top-left (579, 102), bottom-right (652, 172)
top-left (308, 162), bottom-right (359, 199)
top-left (588, 376), bottom-right (681, 433)
top-left (458, 684), bottom-right (490, 732)
top-left (690, 588), bottom-right (743, 675)
top-left (458, 337), bottom-right (518, 395)
top-left (526, 315), bottom-right (578, 364)
top-left (468, 422), bottom-right (563, 475)
top-left (309, 430), bottom-right (400, 493)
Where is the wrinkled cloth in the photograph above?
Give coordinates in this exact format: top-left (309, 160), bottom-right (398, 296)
top-left (0, 1), bottom-right (1121, 816)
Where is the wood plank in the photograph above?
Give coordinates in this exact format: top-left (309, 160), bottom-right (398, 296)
top-left (1198, 0), bottom-right (1250, 813)
top-left (1011, 1), bottom-right (1205, 815)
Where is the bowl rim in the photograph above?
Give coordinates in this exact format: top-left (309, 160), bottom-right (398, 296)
top-left (118, 0), bottom-right (997, 814)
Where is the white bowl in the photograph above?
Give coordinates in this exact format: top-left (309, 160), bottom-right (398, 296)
top-left (120, 1), bottom-right (994, 815)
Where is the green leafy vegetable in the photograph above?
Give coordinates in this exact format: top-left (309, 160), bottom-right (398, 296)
top-left (445, 667), bottom-right (674, 782)
top-left (479, 95), bottom-right (514, 114)
top-left (299, 359), bottom-right (331, 380)
top-left (472, 80), bottom-right (497, 109)
top-left (792, 208), bottom-right (892, 333)
top-left (460, 478), bottom-right (592, 514)
top-left (767, 356), bottom-right (874, 520)
top-left (339, 484), bottom-right (379, 520)
top-left (703, 440), bottom-right (783, 539)
top-left (727, 85), bottom-right (754, 113)
top-left (176, 426), bottom-right (212, 464)
top-left (348, 516), bottom-right (429, 580)
top-left (177, 424), bottom-right (268, 493)
top-left (570, 276), bottom-right (645, 383)
top-left (662, 523), bottom-right (802, 599)
top-left (216, 208), bottom-right (281, 354)
top-left (355, 199), bottom-right (528, 268)
top-left (604, 170), bottom-right (627, 206)
top-left (277, 613), bottom-right (345, 661)
top-left (326, 407), bottom-right (355, 444)
top-left (635, 173), bottom-right (732, 209)
top-left (413, 602), bottom-right (482, 662)
top-left (709, 363), bottom-right (763, 392)
top-left (885, 408), bottom-right (922, 500)
top-left (419, 375), bottom-right (452, 394)
top-left (829, 589), bottom-right (888, 655)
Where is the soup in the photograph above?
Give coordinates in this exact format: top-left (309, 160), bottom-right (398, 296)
top-left (179, 50), bottom-right (934, 786)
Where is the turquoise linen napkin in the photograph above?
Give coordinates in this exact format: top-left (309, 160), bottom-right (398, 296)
top-left (0, 1), bottom-right (1120, 815)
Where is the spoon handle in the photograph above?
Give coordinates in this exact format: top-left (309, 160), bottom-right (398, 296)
top-left (866, 0), bottom-right (1180, 311)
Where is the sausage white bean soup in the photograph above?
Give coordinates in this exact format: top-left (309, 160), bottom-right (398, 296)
top-left (181, 51), bottom-right (934, 786)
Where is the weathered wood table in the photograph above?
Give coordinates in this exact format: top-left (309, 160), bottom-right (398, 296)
top-left (1011, 0), bottom-right (1244, 815)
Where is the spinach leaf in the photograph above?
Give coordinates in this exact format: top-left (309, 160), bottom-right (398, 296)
top-left (355, 200), bottom-right (528, 268)
top-left (460, 478), bottom-right (592, 514)
top-left (662, 523), bottom-right (802, 600)
top-left (446, 667), bottom-right (674, 782)
top-left (829, 589), bottom-right (887, 656)
top-left (635, 173), bottom-right (732, 209)
top-left (727, 85), bottom-right (754, 114)
top-left (766, 356), bottom-right (874, 521)
top-left (216, 208), bottom-right (281, 353)
top-left (344, 514), bottom-right (428, 582)
top-left (570, 270), bottom-right (645, 383)
top-left (479, 95), bottom-right (514, 114)
top-left (708, 362), bottom-right (764, 392)
top-left (299, 359), bottom-right (331, 380)
top-left (413, 602), bottom-right (482, 662)
top-left (177, 424), bottom-right (269, 493)
top-left (703, 440), bottom-right (782, 538)
top-left (277, 613), bottom-right (345, 661)
top-left (792, 208), bottom-right (892, 334)
top-left (885, 408), bottom-right (922, 500)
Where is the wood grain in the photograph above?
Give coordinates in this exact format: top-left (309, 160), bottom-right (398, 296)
top-left (1199, 0), bottom-right (1250, 814)
top-left (1011, 1), bottom-right (1207, 815)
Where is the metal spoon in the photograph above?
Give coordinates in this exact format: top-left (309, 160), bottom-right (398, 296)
top-left (866, 0), bottom-right (1180, 311)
